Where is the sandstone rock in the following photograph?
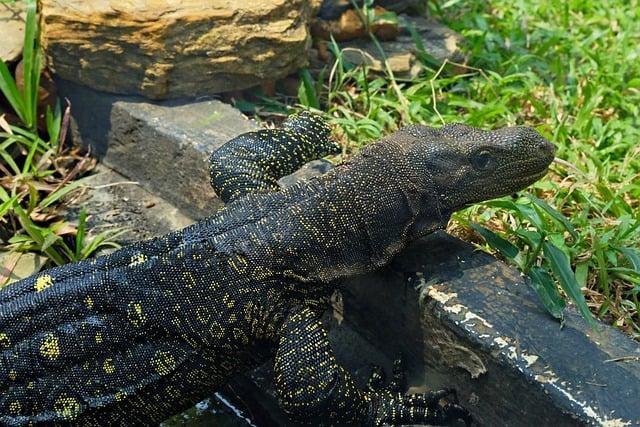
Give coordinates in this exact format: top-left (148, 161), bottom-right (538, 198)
top-left (40, 0), bottom-right (314, 99)
top-left (0, 1), bottom-right (25, 63)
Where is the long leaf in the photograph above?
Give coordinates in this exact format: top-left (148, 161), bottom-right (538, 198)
top-left (41, 232), bottom-right (61, 252)
top-left (12, 202), bottom-right (66, 265)
top-left (0, 195), bottom-right (18, 217)
top-left (484, 199), bottom-right (545, 230)
top-left (543, 241), bottom-right (596, 326)
top-left (0, 185), bottom-right (10, 202)
top-left (527, 194), bottom-right (578, 240)
top-left (471, 223), bottom-right (519, 259)
top-left (46, 99), bottom-right (62, 147)
top-left (80, 229), bottom-right (126, 259)
top-left (40, 179), bottom-right (87, 208)
top-left (614, 246), bottom-right (640, 273)
top-left (0, 61), bottom-right (25, 120)
top-left (299, 69), bottom-right (320, 110)
top-left (0, 147), bottom-right (21, 174)
top-left (21, 0), bottom-right (39, 130)
top-left (75, 209), bottom-right (87, 259)
top-left (21, 135), bottom-right (41, 174)
top-left (529, 266), bottom-right (566, 320)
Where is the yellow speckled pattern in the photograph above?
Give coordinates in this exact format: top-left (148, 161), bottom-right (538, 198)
top-left (209, 111), bottom-right (340, 203)
top-left (0, 113), bottom-right (554, 425)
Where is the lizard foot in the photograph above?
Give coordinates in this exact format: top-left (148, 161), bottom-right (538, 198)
top-left (366, 355), bottom-right (407, 393)
top-left (370, 387), bottom-right (473, 426)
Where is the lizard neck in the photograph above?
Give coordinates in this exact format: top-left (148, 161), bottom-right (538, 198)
top-left (251, 139), bottom-right (448, 283)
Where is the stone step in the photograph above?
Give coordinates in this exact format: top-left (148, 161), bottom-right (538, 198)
top-left (57, 81), bottom-right (640, 425)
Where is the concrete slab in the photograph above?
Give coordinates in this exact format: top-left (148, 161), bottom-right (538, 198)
top-left (65, 164), bottom-right (193, 244)
top-left (105, 99), bottom-right (260, 219)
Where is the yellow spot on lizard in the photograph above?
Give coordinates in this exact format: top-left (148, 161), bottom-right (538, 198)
top-left (95, 332), bottom-right (102, 344)
top-left (103, 358), bottom-right (115, 374)
top-left (34, 274), bottom-right (54, 292)
top-left (182, 271), bottom-right (196, 288)
top-left (129, 253), bottom-right (147, 266)
top-left (85, 296), bottom-right (94, 309)
top-left (54, 395), bottom-right (81, 419)
top-left (9, 401), bottom-right (21, 414)
top-left (115, 391), bottom-right (126, 401)
top-left (151, 350), bottom-right (176, 375)
top-left (210, 322), bottom-right (223, 339)
top-left (228, 255), bottom-right (248, 273)
top-left (8, 370), bottom-right (17, 381)
top-left (195, 306), bottom-right (210, 323)
top-left (223, 294), bottom-right (235, 309)
top-left (39, 334), bottom-right (60, 359)
top-left (0, 333), bottom-right (10, 348)
top-left (127, 302), bottom-right (147, 327)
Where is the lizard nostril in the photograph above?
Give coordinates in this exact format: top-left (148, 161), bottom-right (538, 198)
top-left (535, 136), bottom-right (555, 156)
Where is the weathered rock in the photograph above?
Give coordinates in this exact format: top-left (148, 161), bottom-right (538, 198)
top-left (0, 1), bottom-right (25, 63)
top-left (341, 233), bottom-right (640, 426)
top-left (65, 165), bottom-right (193, 245)
top-left (312, 15), bottom-right (464, 79)
top-left (40, 0), bottom-right (314, 99)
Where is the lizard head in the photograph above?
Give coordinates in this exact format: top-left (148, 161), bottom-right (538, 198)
top-left (405, 123), bottom-right (555, 214)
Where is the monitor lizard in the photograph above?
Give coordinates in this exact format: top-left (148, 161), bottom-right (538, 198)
top-left (0, 112), bottom-right (555, 425)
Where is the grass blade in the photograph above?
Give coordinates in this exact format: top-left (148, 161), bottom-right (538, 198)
top-left (614, 246), bottom-right (640, 273)
top-left (12, 202), bottom-right (66, 265)
top-left (0, 195), bottom-right (18, 217)
top-left (529, 266), bottom-right (566, 320)
top-left (40, 179), bottom-right (87, 208)
top-left (299, 69), bottom-right (320, 109)
top-left (543, 241), bottom-right (596, 326)
top-left (75, 208), bottom-right (87, 259)
top-left (527, 194), bottom-right (578, 240)
top-left (0, 61), bottom-right (25, 121)
top-left (21, 0), bottom-right (39, 130)
top-left (484, 199), bottom-right (545, 230)
top-left (471, 223), bottom-right (519, 259)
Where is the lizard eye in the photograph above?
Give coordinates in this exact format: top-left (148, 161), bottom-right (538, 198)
top-left (471, 150), bottom-right (495, 171)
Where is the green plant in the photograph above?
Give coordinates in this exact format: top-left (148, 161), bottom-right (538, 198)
top-left (1, 0), bottom-right (121, 280)
top-left (0, 0), bottom-right (41, 132)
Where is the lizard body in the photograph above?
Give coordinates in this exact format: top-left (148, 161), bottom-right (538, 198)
top-left (0, 112), bottom-right (555, 425)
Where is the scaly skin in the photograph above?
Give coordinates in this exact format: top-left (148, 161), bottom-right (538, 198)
top-left (0, 112), bottom-right (555, 425)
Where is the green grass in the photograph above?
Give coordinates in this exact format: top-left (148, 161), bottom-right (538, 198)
top-left (287, 0), bottom-right (640, 336)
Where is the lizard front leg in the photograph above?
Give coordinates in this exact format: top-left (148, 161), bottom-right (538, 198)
top-left (273, 306), bottom-right (472, 425)
top-left (208, 111), bottom-right (339, 203)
